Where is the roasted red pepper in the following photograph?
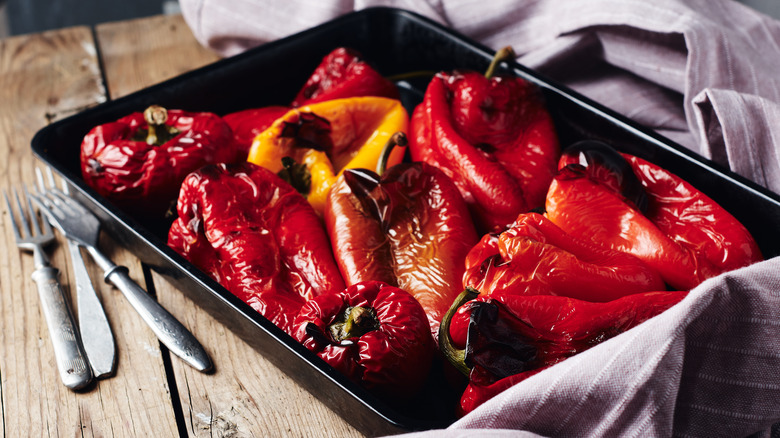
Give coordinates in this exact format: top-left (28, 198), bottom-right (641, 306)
top-left (224, 47), bottom-right (398, 157)
top-left (409, 47), bottom-right (560, 232)
top-left (440, 288), bottom-right (688, 415)
top-left (167, 161), bottom-right (345, 335)
top-left (545, 141), bottom-right (763, 290)
top-left (290, 47), bottom-right (399, 107)
top-left (293, 281), bottom-right (434, 400)
top-left (222, 106), bottom-right (289, 158)
top-left (81, 105), bottom-right (237, 216)
top-left (463, 212), bottom-right (666, 302)
top-left (325, 134), bottom-right (479, 341)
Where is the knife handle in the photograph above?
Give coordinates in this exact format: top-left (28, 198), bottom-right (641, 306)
top-left (86, 245), bottom-right (213, 373)
top-left (31, 266), bottom-right (94, 390)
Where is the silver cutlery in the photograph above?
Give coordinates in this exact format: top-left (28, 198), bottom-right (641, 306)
top-left (4, 186), bottom-right (93, 390)
top-left (36, 168), bottom-right (116, 379)
top-left (29, 185), bottom-right (213, 373)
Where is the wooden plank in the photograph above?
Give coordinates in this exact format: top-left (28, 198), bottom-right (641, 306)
top-left (0, 25), bottom-right (179, 436)
top-left (95, 15), bottom-right (363, 437)
top-left (95, 14), bottom-right (220, 99)
top-left (155, 276), bottom-right (365, 437)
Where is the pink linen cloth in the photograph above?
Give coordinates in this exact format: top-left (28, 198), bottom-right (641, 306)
top-left (179, 0), bottom-right (780, 436)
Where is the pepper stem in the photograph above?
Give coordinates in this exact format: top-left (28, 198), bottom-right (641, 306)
top-left (484, 46), bottom-right (517, 79)
top-left (438, 287), bottom-right (481, 377)
top-left (139, 105), bottom-right (180, 146)
top-left (376, 131), bottom-right (407, 176)
top-left (278, 156), bottom-right (312, 196)
top-left (329, 306), bottom-right (379, 343)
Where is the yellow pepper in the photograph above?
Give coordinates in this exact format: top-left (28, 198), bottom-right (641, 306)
top-left (247, 97), bottom-right (409, 213)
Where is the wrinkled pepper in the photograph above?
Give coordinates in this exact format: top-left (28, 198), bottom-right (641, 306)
top-left (545, 140), bottom-right (763, 290)
top-left (291, 47), bottom-right (400, 107)
top-left (81, 105), bottom-right (237, 216)
top-left (462, 212), bottom-right (666, 302)
top-left (167, 161), bottom-right (345, 335)
top-left (223, 106), bottom-right (289, 158)
top-left (225, 47), bottom-right (398, 156)
top-left (293, 281), bottom-right (434, 400)
top-left (324, 133), bottom-right (479, 341)
top-left (247, 96), bottom-right (409, 214)
top-left (440, 288), bottom-right (688, 415)
top-left (409, 47), bottom-right (560, 233)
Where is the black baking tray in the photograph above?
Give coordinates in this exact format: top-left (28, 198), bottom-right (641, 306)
top-left (31, 7), bottom-right (780, 436)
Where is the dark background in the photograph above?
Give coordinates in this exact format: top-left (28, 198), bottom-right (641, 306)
top-left (0, 0), bottom-right (176, 37)
top-left (0, 1), bottom-right (779, 38)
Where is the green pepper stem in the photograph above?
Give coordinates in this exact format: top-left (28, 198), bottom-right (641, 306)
top-left (376, 131), bottom-right (407, 176)
top-left (278, 156), bottom-right (312, 196)
top-left (484, 46), bottom-right (517, 79)
top-left (438, 287), bottom-right (481, 377)
top-left (386, 70), bottom-right (438, 82)
top-left (329, 306), bottom-right (379, 343)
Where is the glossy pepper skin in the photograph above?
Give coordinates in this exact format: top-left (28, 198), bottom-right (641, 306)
top-left (440, 288), bottom-right (688, 415)
top-left (167, 161), bottom-right (345, 335)
top-left (247, 96), bottom-right (409, 214)
top-left (81, 105), bottom-right (237, 216)
top-left (225, 47), bottom-right (397, 156)
top-left (290, 47), bottom-right (400, 107)
top-left (223, 106), bottom-right (289, 159)
top-left (462, 212), bottom-right (666, 302)
top-left (546, 141), bottom-right (763, 290)
top-left (409, 48), bottom-right (560, 233)
top-left (293, 281), bottom-right (434, 400)
top-left (325, 141), bottom-right (479, 342)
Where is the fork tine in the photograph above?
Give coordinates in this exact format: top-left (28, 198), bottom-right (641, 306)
top-left (28, 190), bottom-right (56, 225)
top-left (30, 185), bottom-right (65, 219)
top-left (51, 190), bottom-right (89, 216)
top-left (12, 187), bottom-right (33, 238)
top-left (57, 170), bottom-right (72, 196)
top-left (34, 167), bottom-right (78, 214)
top-left (44, 167), bottom-right (60, 192)
top-left (34, 167), bottom-right (46, 193)
top-left (23, 184), bottom-right (50, 237)
top-left (35, 167), bottom-right (69, 220)
top-left (35, 166), bottom-right (58, 193)
top-left (3, 190), bottom-right (23, 241)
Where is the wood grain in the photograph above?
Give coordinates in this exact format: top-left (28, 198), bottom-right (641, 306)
top-left (0, 25), bottom-right (179, 437)
top-left (94, 14), bottom-right (363, 437)
top-left (95, 14), bottom-right (220, 99)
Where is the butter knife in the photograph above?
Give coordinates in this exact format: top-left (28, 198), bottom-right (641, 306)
top-left (38, 168), bottom-right (117, 378)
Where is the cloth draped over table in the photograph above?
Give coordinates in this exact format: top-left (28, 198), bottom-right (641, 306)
top-left (179, 0), bottom-right (780, 436)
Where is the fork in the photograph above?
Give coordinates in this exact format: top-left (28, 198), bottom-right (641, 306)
top-left (4, 186), bottom-right (93, 390)
top-left (36, 168), bottom-right (116, 379)
top-left (29, 185), bottom-right (213, 373)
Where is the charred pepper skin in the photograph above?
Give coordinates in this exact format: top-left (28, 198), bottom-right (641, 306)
top-left (325, 158), bottom-right (479, 342)
top-left (81, 105), bottom-right (237, 217)
top-left (167, 162), bottom-right (345, 335)
top-left (290, 47), bottom-right (400, 107)
top-left (293, 281), bottom-right (434, 400)
top-left (409, 50), bottom-right (560, 233)
top-left (546, 141), bottom-right (763, 290)
top-left (247, 96), bottom-right (409, 215)
top-left (441, 289), bottom-right (688, 416)
top-left (462, 212), bottom-right (666, 302)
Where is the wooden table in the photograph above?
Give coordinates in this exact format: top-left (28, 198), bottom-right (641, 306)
top-left (0, 14), bottom-right (364, 437)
